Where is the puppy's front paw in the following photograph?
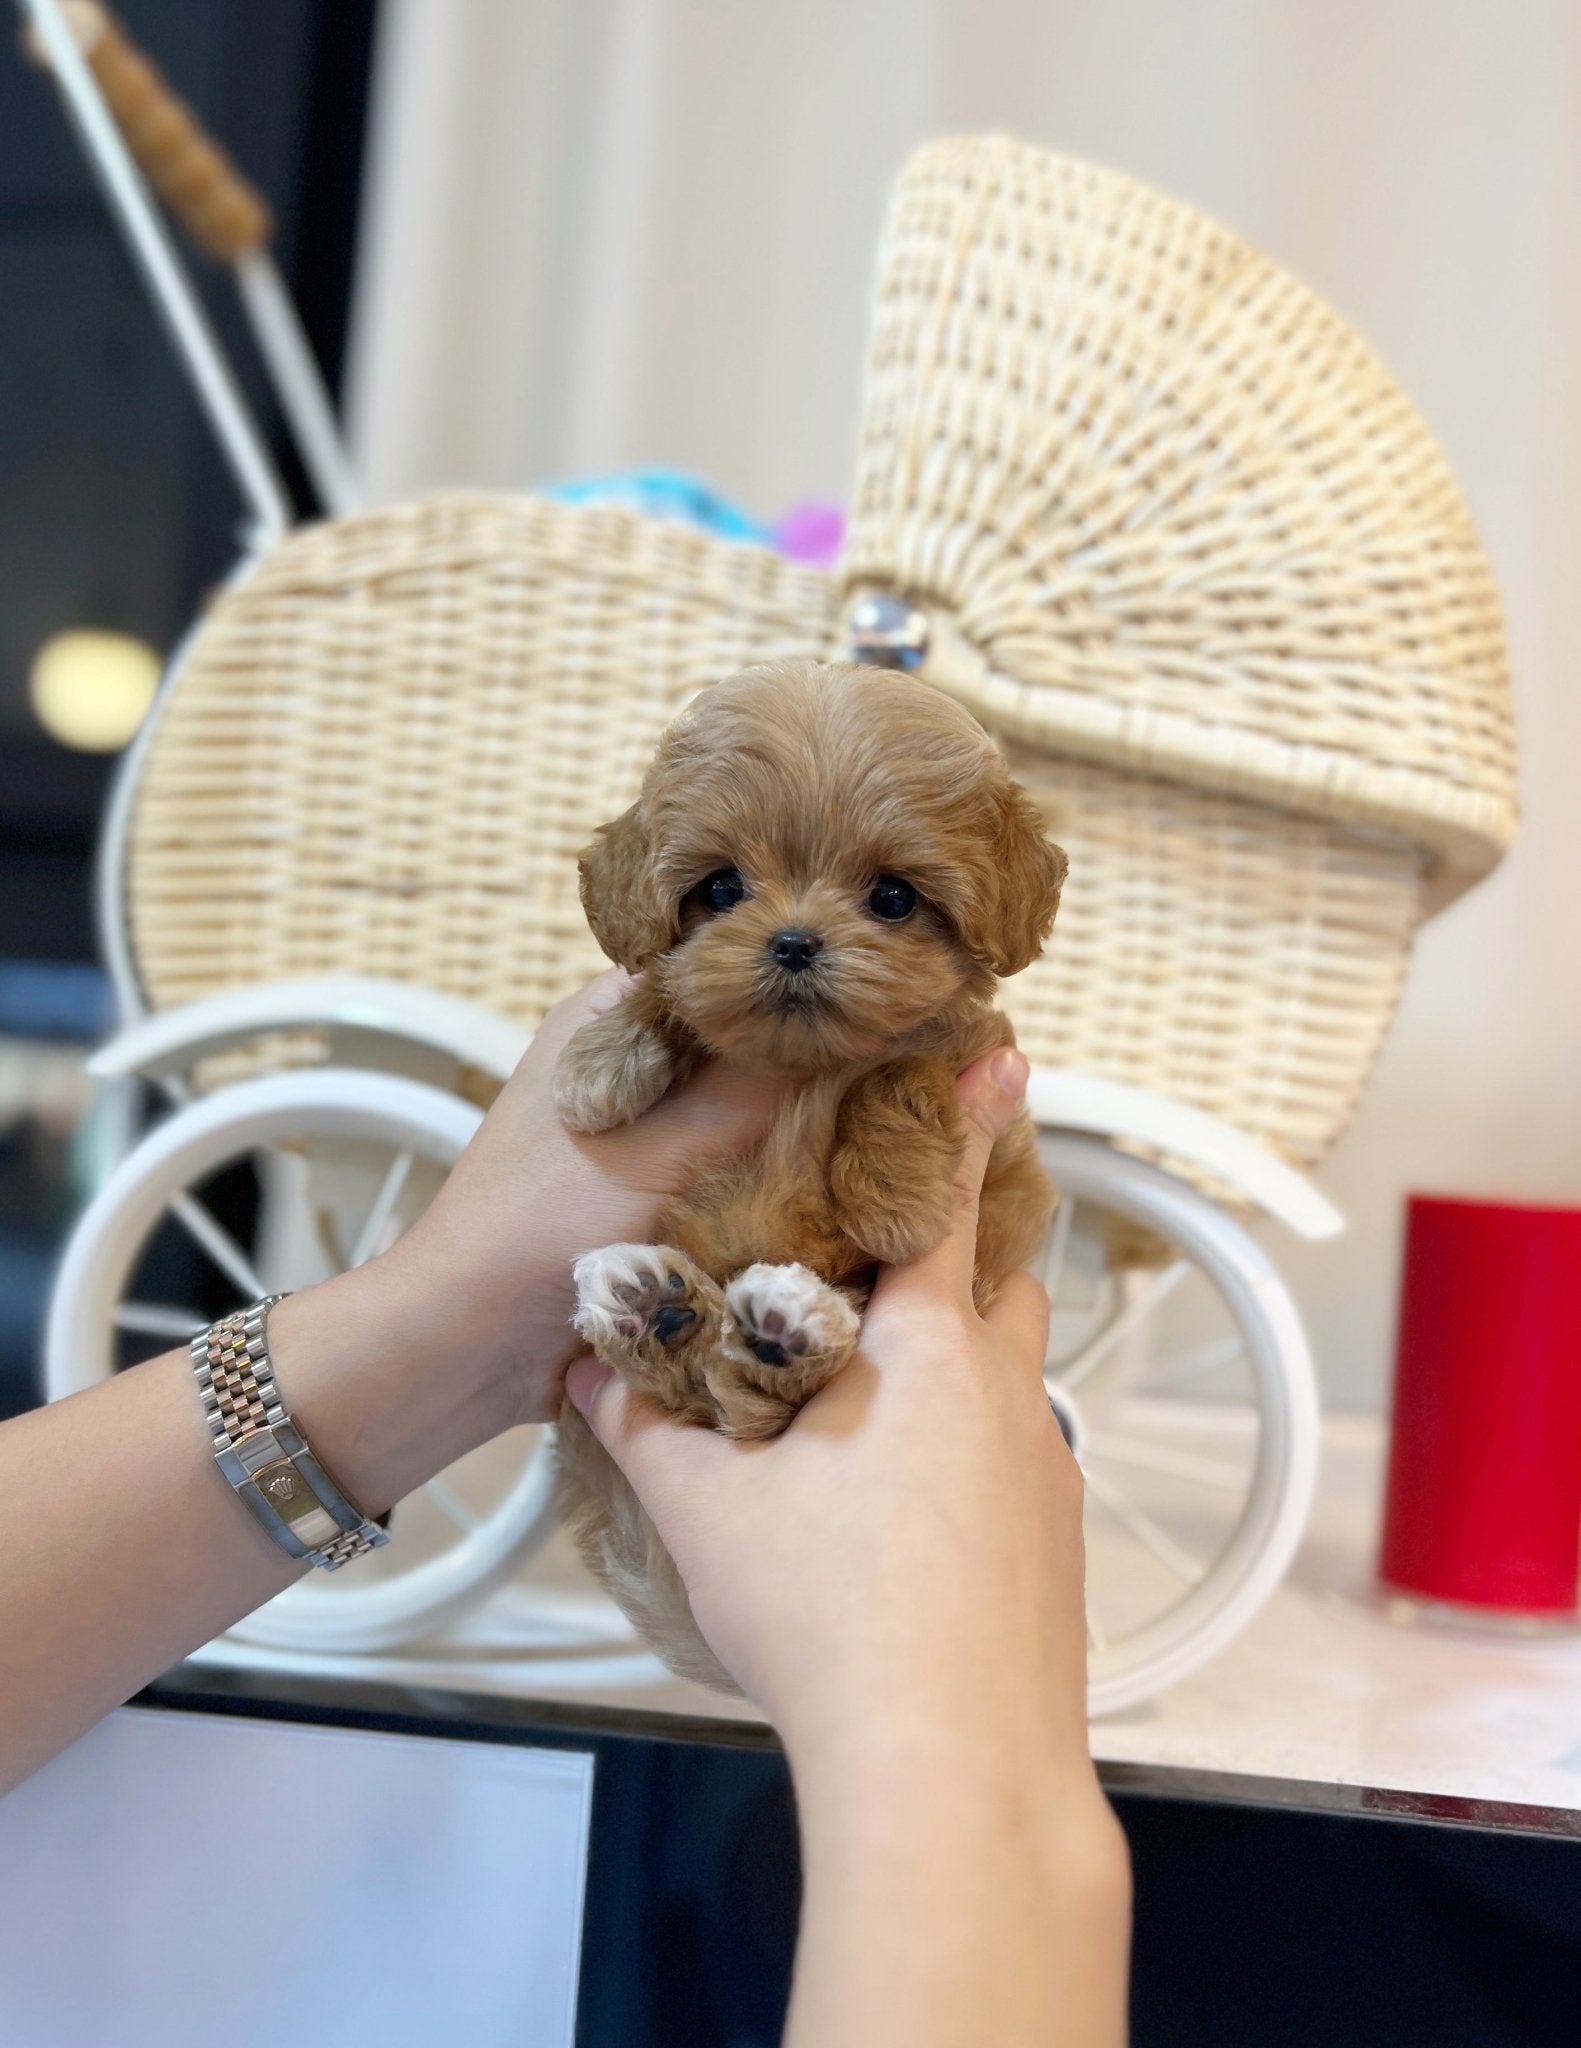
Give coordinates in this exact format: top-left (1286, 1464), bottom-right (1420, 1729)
top-left (554, 1007), bottom-right (678, 1135)
top-left (713, 1263), bottom-right (861, 1435)
top-left (572, 1244), bottom-right (726, 1418)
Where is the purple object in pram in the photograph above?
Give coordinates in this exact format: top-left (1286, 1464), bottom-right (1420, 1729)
top-left (770, 501), bottom-right (845, 571)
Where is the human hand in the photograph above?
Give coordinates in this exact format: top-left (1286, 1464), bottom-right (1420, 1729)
top-left (0, 972), bottom-right (776, 1802)
top-left (565, 1048), bottom-right (1096, 1788)
top-left (390, 972), bottom-right (782, 1424)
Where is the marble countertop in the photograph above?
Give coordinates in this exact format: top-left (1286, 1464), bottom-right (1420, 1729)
top-left (187, 1412), bottom-right (1581, 1831)
top-left (1089, 1412), bottom-right (1581, 1828)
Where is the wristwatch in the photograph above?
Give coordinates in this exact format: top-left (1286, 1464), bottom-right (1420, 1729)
top-left (191, 1295), bottom-right (390, 1570)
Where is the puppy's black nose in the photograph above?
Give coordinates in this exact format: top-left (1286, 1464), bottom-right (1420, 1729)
top-left (768, 927), bottom-right (822, 973)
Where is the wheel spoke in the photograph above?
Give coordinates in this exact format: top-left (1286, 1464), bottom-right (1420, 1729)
top-left (348, 1149), bottom-right (415, 1271)
top-left (424, 1476), bottom-right (478, 1534)
top-left (1146, 1334), bottom-right (1247, 1390)
top-left (170, 1194), bottom-right (265, 1300)
top-left (115, 1302), bottom-right (205, 1340)
top-left (1041, 1194), bottom-right (1077, 1304)
top-left (1057, 1259), bottom-right (1189, 1393)
top-left (1085, 1429), bottom-right (1249, 1494)
top-left (1083, 1467), bottom-right (1204, 1586)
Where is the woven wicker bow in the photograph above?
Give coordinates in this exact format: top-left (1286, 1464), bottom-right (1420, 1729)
top-left (126, 137), bottom-right (1517, 1176)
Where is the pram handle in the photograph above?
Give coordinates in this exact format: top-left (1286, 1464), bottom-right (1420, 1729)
top-left (24, 0), bottom-right (270, 259)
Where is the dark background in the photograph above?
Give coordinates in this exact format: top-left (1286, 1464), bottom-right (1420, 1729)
top-left (149, 1674), bottom-right (1581, 2048)
top-left (0, 0), bottom-right (376, 963)
top-left (0, 0), bottom-right (376, 1413)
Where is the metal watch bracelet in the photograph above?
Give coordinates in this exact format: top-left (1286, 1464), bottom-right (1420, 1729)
top-left (191, 1295), bottom-right (390, 1570)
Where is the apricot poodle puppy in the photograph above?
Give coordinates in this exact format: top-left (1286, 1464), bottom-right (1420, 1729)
top-left (554, 658), bottom-right (1066, 1687)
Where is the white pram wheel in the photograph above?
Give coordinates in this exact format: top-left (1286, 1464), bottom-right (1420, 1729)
top-left (1036, 1134), bottom-right (1320, 1718)
top-left (45, 1066), bottom-right (559, 1654)
top-left (46, 985), bottom-right (1322, 1702)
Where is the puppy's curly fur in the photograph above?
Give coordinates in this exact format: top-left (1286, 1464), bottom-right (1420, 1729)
top-left (555, 659), bottom-right (1067, 1689)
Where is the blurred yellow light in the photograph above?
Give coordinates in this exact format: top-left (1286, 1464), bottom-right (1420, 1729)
top-left (29, 629), bottom-right (160, 753)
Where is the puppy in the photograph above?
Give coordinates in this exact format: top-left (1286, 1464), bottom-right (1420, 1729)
top-left (554, 658), bottom-right (1066, 1688)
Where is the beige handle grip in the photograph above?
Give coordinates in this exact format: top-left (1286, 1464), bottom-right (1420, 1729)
top-left (27, 0), bottom-right (272, 259)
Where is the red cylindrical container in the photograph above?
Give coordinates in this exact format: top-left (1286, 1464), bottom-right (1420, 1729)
top-left (1380, 1194), bottom-right (1581, 1614)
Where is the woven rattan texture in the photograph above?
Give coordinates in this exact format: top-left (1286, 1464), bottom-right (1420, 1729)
top-left (129, 495), bottom-right (836, 1023)
top-left (127, 483), bottom-right (1424, 1171)
top-left (842, 138), bottom-right (1517, 902)
top-left (1000, 743), bottom-right (1424, 1170)
top-left (125, 136), bottom-right (1520, 1177)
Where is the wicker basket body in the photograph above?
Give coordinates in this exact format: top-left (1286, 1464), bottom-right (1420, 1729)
top-left (123, 140), bottom-right (1517, 1177)
top-left (1001, 746), bottom-right (1424, 1169)
top-left (129, 494), bottom-right (834, 1022)
top-left (127, 489), bottom-right (1430, 1176)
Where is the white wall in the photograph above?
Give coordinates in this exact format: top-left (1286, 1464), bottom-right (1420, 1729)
top-left (345, 0), bottom-right (1581, 1407)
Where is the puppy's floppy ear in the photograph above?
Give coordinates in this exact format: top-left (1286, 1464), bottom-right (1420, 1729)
top-left (578, 802), bottom-right (675, 971)
top-left (982, 781), bottom-right (1068, 977)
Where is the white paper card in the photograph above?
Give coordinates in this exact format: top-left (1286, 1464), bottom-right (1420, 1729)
top-left (0, 1706), bottom-right (593, 2048)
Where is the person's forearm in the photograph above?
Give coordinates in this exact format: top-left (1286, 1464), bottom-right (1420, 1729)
top-left (0, 1254), bottom-right (521, 1798)
top-left (0, 976), bottom-right (778, 1801)
top-left (786, 1720), bottom-right (1131, 2048)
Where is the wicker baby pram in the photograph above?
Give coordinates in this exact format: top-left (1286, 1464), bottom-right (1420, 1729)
top-left (125, 140), bottom-right (1516, 1177)
top-left (31, 0), bottom-right (1512, 1717)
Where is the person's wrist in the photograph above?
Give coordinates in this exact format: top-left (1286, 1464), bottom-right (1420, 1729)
top-left (767, 1621), bottom-right (1091, 1766)
top-left (387, 1193), bottom-right (585, 1423)
top-left (396, 1147), bottom-right (667, 1427)
top-left (263, 1250), bottom-right (523, 1518)
top-left (786, 1687), bottom-right (1100, 1792)
top-left (789, 1695), bottom-right (1123, 1883)
top-left (777, 1660), bottom-right (1111, 1843)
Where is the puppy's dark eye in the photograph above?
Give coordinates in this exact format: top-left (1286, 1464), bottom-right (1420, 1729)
top-left (696, 867), bottom-right (747, 914)
top-left (867, 875), bottom-right (918, 922)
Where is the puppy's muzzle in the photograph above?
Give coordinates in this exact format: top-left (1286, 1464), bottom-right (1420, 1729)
top-left (767, 927), bottom-right (822, 974)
